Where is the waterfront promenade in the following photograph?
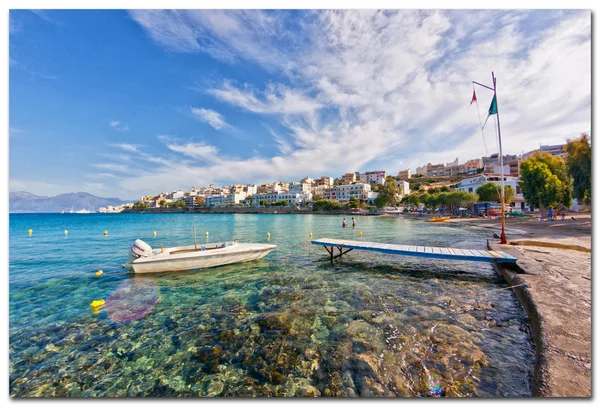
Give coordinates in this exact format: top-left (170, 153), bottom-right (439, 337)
top-left (450, 215), bottom-right (591, 397)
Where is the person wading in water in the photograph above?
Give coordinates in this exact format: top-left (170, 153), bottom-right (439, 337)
top-left (342, 218), bottom-right (347, 228)
top-left (352, 217), bottom-right (356, 228)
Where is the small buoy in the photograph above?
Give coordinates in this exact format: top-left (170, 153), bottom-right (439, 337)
top-left (359, 231), bottom-right (363, 237)
top-left (90, 299), bottom-right (105, 308)
top-left (267, 232), bottom-right (271, 238)
top-left (95, 270), bottom-right (103, 277)
top-left (153, 231), bottom-right (157, 237)
top-left (64, 230), bottom-right (68, 235)
top-left (104, 230), bottom-right (108, 236)
top-left (28, 229), bottom-right (32, 234)
top-left (205, 231), bottom-right (209, 237)
top-left (309, 232), bottom-right (312, 237)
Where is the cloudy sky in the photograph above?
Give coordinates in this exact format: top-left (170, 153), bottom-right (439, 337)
top-left (9, 9), bottom-right (590, 200)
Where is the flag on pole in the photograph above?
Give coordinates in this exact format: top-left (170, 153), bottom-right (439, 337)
top-left (469, 89), bottom-right (477, 106)
top-left (482, 95), bottom-right (498, 129)
top-left (488, 95), bottom-right (497, 115)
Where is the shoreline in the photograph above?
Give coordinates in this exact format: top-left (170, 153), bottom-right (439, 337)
top-left (481, 216), bottom-right (591, 397)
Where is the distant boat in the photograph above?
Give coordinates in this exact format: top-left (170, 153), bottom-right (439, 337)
top-left (65, 206), bottom-right (92, 214)
top-left (125, 239), bottom-right (277, 274)
top-left (426, 216), bottom-right (451, 223)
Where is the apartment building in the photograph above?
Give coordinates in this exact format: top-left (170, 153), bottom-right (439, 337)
top-left (342, 172), bottom-right (357, 184)
top-left (397, 169), bottom-right (411, 181)
top-left (322, 183), bottom-right (372, 202)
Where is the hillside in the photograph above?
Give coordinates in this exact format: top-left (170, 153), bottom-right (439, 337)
top-left (9, 191), bottom-right (131, 213)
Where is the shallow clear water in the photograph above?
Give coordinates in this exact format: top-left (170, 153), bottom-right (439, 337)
top-left (9, 213), bottom-right (534, 397)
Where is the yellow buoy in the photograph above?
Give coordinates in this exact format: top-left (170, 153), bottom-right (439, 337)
top-left (95, 270), bottom-right (103, 277)
top-left (90, 299), bottom-right (105, 308)
top-left (359, 231), bottom-right (363, 237)
top-left (205, 231), bottom-right (209, 237)
top-left (64, 230), bottom-right (68, 235)
top-left (28, 229), bottom-right (33, 234)
top-left (309, 232), bottom-right (313, 238)
top-left (267, 232), bottom-right (271, 237)
top-left (103, 230), bottom-right (108, 236)
top-left (153, 231), bottom-right (157, 237)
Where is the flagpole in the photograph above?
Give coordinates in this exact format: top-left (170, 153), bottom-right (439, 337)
top-left (472, 72), bottom-right (507, 244)
top-left (492, 72), bottom-right (507, 244)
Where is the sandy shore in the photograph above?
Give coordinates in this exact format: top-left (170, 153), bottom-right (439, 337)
top-left (440, 214), bottom-right (591, 397)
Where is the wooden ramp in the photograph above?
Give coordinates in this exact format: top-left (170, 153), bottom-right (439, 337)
top-left (311, 238), bottom-right (517, 264)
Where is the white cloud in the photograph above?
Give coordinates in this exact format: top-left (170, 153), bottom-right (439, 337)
top-left (112, 143), bottom-right (140, 153)
top-left (91, 163), bottom-right (130, 173)
top-left (190, 107), bottom-right (230, 130)
top-left (109, 121), bottom-right (130, 132)
top-left (111, 10), bottom-right (591, 196)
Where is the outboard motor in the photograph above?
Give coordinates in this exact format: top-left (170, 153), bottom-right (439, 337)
top-left (125, 239), bottom-right (153, 269)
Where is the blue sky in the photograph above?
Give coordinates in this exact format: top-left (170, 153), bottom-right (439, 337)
top-left (9, 9), bottom-right (591, 200)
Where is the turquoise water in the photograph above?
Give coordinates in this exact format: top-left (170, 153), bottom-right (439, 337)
top-left (9, 213), bottom-right (533, 397)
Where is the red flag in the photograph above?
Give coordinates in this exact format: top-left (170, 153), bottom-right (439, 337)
top-left (469, 89), bottom-right (477, 106)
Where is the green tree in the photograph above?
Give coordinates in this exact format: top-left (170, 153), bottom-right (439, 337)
top-left (476, 183), bottom-right (515, 203)
top-left (439, 185), bottom-right (451, 193)
top-left (260, 200), bottom-right (269, 207)
top-left (347, 197), bottom-right (361, 209)
top-left (374, 193), bottom-right (390, 208)
top-left (194, 196), bottom-right (205, 206)
top-left (565, 133), bottom-right (591, 204)
top-left (519, 152), bottom-right (572, 212)
top-left (313, 194), bottom-right (324, 201)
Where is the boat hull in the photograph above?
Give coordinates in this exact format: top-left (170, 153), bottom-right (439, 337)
top-left (130, 243), bottom-right (277, 273)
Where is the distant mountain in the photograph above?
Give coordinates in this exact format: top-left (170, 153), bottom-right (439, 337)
top-left (9, 191), bottom-right (131, 213)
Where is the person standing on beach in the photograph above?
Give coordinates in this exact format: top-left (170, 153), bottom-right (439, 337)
top-left (352, 217), bottom-right (356, 228)
top-left (342, 218), bottom-right (347, 228)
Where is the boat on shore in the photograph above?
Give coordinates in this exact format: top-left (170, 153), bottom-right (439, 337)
top-left (125, 239), bottom-right (277, 273)
top-left (426, 215), bottom-right (451, 223)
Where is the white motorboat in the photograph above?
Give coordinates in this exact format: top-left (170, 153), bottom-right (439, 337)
top-left (125, 239), bottom-right (277, 274)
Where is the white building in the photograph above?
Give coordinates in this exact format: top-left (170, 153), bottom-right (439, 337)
top-left (395, 180), bottom-right (410, 197)
top-left (244, 184), bottom-right (258, 196)
top-left (170, 190), bottom-right (184, 201)
top-left (205, 194), bottom-right (228, 206)
top-left (322, 183), bottom-right (371, 202)
top-left (365, 170), bottom-right (386, 185)
top-left (415, 165), bottom-right (427, 176)
top-left (226, 192), bottom-right (247, 205)
top-left (456, 174), bottom-right (526, 209)
top-left (252, 192), bottom-right (310, 205)
top-left (290, 182), bottom-right (312, 194)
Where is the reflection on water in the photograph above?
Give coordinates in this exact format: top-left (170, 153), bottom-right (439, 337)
top-left (9, 213), bottom-right (533, 397)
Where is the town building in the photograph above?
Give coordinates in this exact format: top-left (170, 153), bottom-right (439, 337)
top-left (482, 153), bottom-right (521, 176)
top-left (463, 158), bottom-right (483, 173)
top-left (415, 165), bottom-right (427, 176)
top-left (397, 169), bottom-right (411, 181)
top-left (523, 144), bottom-right (567, 160)
top-left (290, 181), bottom-right (312, 194)
top-left (314, 176), bottom-right (333, 187)
top-left (244, 184), bottom-right (258, 196)
top-left (395, 180), bottom-right (410, 197)
top-left (322, 183), bottom-right (371, 202)
top-left (364, 170), bottom-right (386, 185)
top-left (455, 173), bottom-right (526, 210)
top-left (251, 192), bottom-right (310, 206)
top-left (342, 172), bottom-right (357, 184)
top-left (354, 172), bottom-right (367, 182)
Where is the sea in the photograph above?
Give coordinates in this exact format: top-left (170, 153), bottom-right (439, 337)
top-left (9, 213), bottom-right (534, 397)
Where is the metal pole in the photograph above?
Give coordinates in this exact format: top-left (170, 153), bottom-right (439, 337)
top-left (193, 225), bottom-right (197, 250)
top-left (492, 72), bottom-right (507, 244)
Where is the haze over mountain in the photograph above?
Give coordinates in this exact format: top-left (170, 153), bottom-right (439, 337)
top-left (10, 191), bottom-right (131, 213)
